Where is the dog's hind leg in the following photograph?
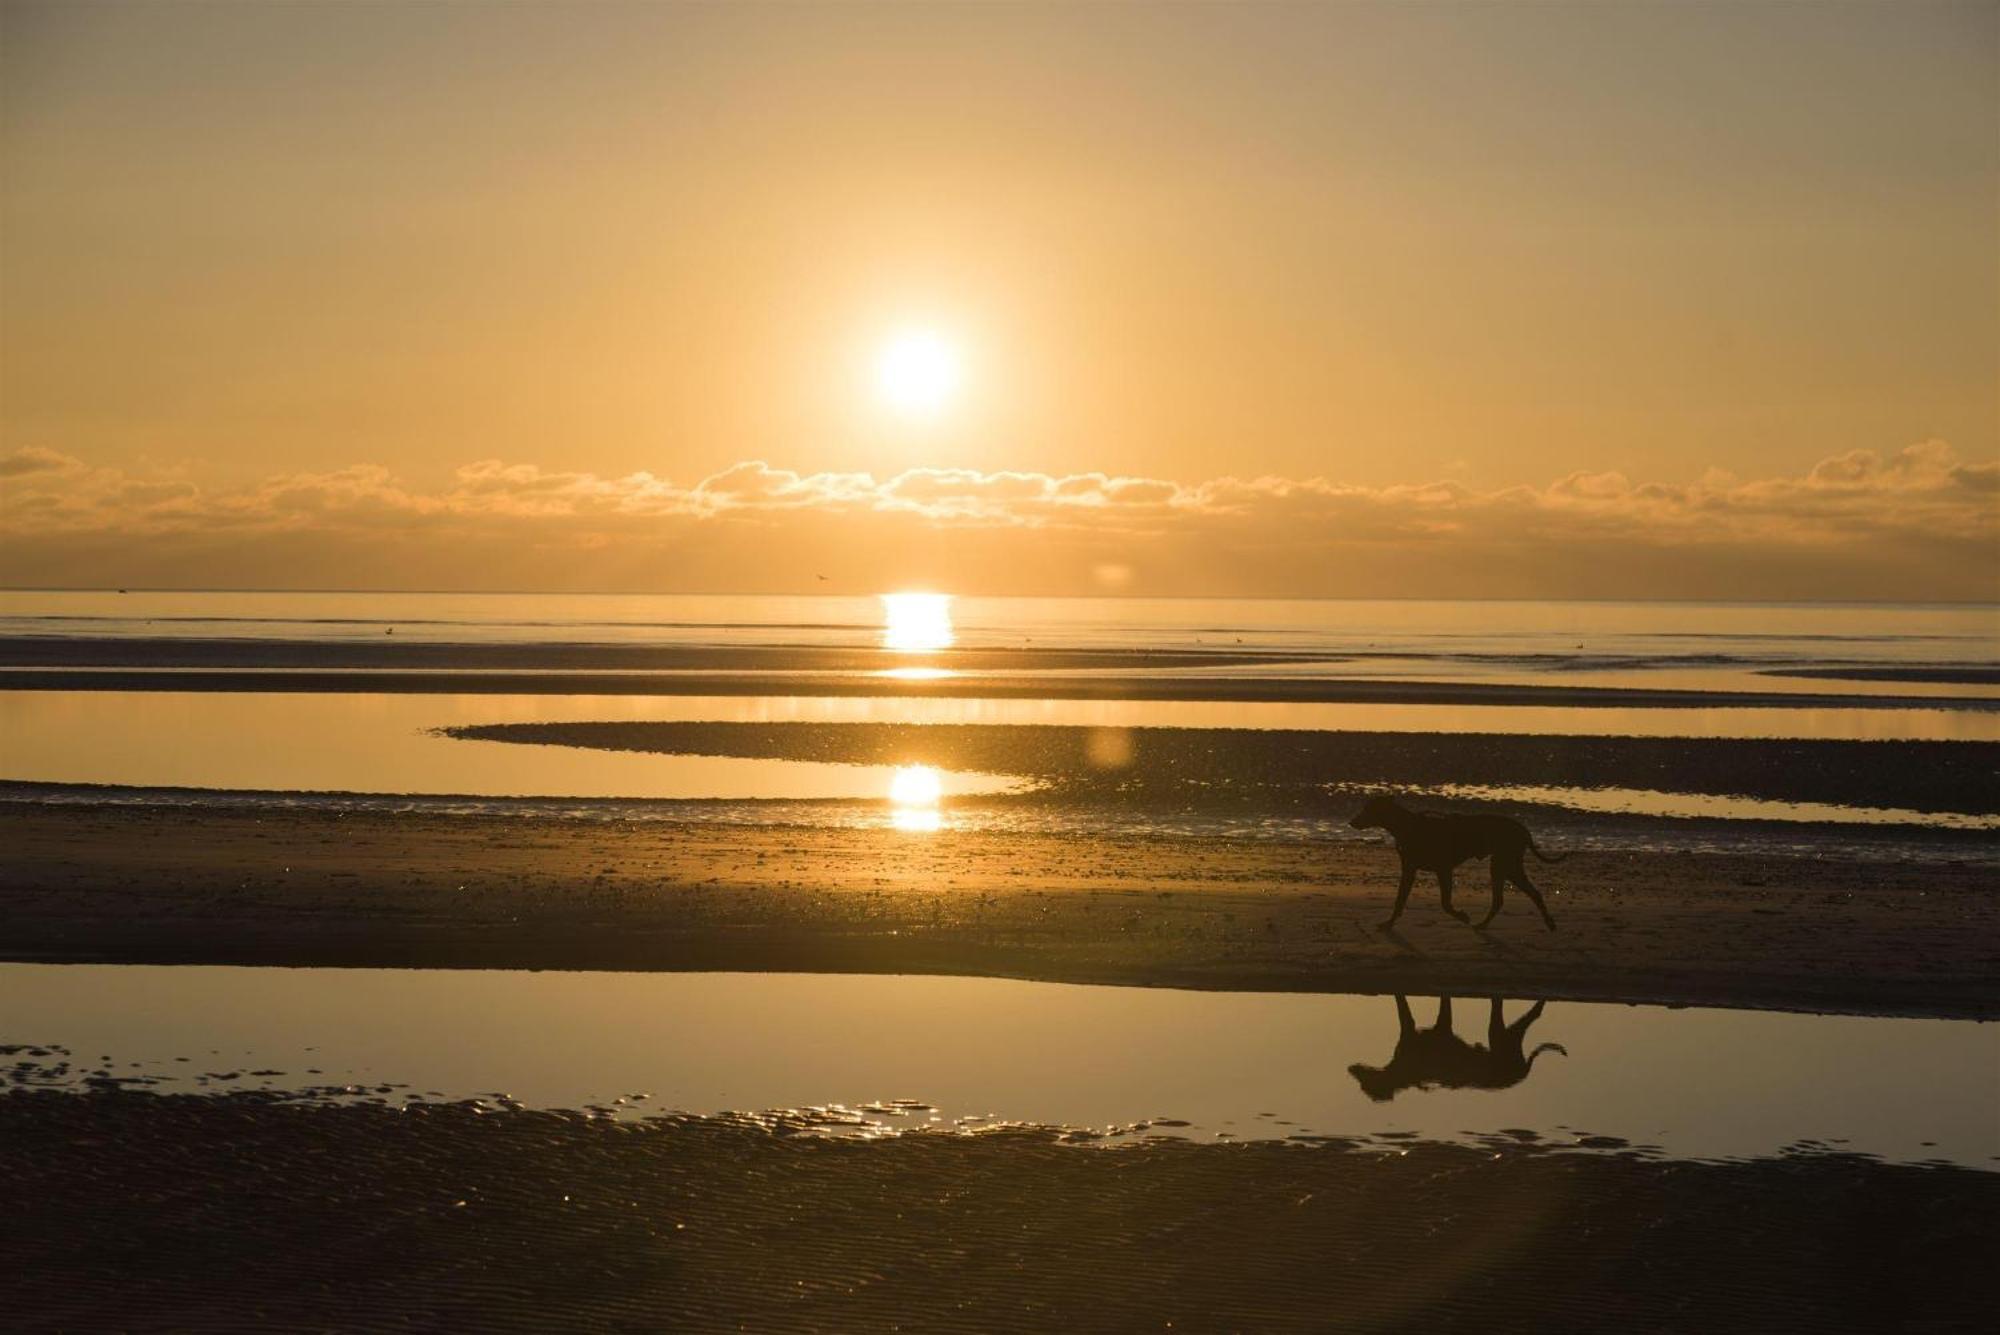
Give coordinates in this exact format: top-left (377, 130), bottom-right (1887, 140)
top-left (1509, 863), bottom-right (1559, 931)
top-left (1380, 864), bottom-right (1418, 928)
top-left (1437, 867), bottom-right (1468, 922)
top-left (1477, 863), bottom-right (1507, 928)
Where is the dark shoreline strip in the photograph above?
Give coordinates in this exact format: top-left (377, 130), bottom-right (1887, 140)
top-left (447, 720), bottom-right (2000, 815)
top-left (4, 666), bottom-right (1992, 710)
top-left (1764, 665), bottom-right (2000, 685)
top-left (0, 638), bottom-right (1310, 672)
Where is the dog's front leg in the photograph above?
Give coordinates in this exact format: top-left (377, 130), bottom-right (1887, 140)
top-left (1437, 866), bottom-right (1468, 921)
top-left (1380, 863), bottom-right (1417, 927)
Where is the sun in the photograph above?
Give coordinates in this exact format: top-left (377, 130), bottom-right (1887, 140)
top-left (876, 329), bottom-right (963, 419)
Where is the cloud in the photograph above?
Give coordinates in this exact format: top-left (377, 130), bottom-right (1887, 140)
top-left (0, 446), bottom-right (81, 479)
top-left (2, 441), bottom-right (1994, 600)
top-left (690, 462), bottom-right (876, 513)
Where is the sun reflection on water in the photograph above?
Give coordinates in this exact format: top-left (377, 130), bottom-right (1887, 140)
top-left (877, 665), bottom-right (956, 682)
top-left (888, 763), bottom-right (943, 832)
top-left (880, 593), bottom-right (954, 653)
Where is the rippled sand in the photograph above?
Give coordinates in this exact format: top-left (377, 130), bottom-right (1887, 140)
top-left (3, 1090), bottom-right (1990, 1333)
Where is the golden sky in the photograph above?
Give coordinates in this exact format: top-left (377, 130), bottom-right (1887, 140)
top-left (2, 1), bottom-right (1995, 597)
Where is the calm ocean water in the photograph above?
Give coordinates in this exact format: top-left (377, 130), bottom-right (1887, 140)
top-left (3, 590), bottom-right (1995, 849)
top-left (4, 589), bottom-right (1996, 671)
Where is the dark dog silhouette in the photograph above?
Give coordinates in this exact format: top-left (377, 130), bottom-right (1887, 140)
top-left (1349, 793), bottom-right (1565, 930)
top-left (1348, 995), bottom-right (1567, 1102)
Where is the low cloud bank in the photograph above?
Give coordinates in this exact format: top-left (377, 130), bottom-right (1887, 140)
top-left (3, 442), bottom-right (1993, 600)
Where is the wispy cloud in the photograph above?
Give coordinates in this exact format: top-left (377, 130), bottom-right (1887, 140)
top-left (3, 442), bottom-right (1993, 599)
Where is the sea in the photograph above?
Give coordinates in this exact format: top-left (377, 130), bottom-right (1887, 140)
top-left (1, 590), bottom-right (1995, 854)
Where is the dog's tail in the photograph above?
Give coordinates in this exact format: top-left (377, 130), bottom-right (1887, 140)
top-left (1526, 834), bottom-right (1570, 863)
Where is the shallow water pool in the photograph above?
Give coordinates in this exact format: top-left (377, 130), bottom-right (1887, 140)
top-left (5, 965), bottom-right (1993, 1168)
top-left (0, 691), bottom-right (1018, 803)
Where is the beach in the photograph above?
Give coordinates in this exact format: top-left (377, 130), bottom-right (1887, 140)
top-left (6, 801), bottom-right (1995, 1018)
top-left (10, 2), bottom-right (1998, 1323)
top-left (2, 592), bottom-right (1995, 1330)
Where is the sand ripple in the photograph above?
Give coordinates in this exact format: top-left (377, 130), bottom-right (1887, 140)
top-left (3, 1090), bottom-right (1992, 1333)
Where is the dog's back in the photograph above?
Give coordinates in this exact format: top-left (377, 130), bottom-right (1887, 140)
top-left (1390, 807), bottom-right (1531, 870)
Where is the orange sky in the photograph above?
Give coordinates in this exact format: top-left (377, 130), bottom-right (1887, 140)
top-left (2, 1), bottom-right (1994, 597)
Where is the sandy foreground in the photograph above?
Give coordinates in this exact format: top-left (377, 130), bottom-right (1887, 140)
top-left (5, 799), bottom-right (1998, 1332)
top-left (3, 802), bottom-right (1996, 1017)
top-left (3, 1090), bottom-right (1993, 1334)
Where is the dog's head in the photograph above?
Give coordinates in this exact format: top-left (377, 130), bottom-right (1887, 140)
top-left (1346, 1062), bottom-right (1401, 1103)
top-left (1348, 794), bottom-right (1402, 831)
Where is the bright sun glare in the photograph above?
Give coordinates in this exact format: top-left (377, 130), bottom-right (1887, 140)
top-left (880, 592), bottom-right (954, 652)
top-left (888, 765), bottom-right (942, 808)
top-left (876, 329), bottom-right (962, 419)
top-left (888, 764), bottom-right (944, 832)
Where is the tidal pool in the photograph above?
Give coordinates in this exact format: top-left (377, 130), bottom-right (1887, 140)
top-left (0, 691), bottom-right (1017, 803)
top-left (5, 965), bottom-right (1993, 1168)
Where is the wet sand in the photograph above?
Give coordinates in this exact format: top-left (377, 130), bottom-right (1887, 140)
top-left (1768, 666), bottom-right (2000, 685)
top-left (448, 719), bottom-right (2000, 814)
top-left (3, 1090), bottom-right (1991, 1333)
top-left (4, 802), bottom-right (1995, 1018)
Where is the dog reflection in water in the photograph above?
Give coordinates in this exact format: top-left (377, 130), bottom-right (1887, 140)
top-left (1348, 996), bottom-right (1567, 1102)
